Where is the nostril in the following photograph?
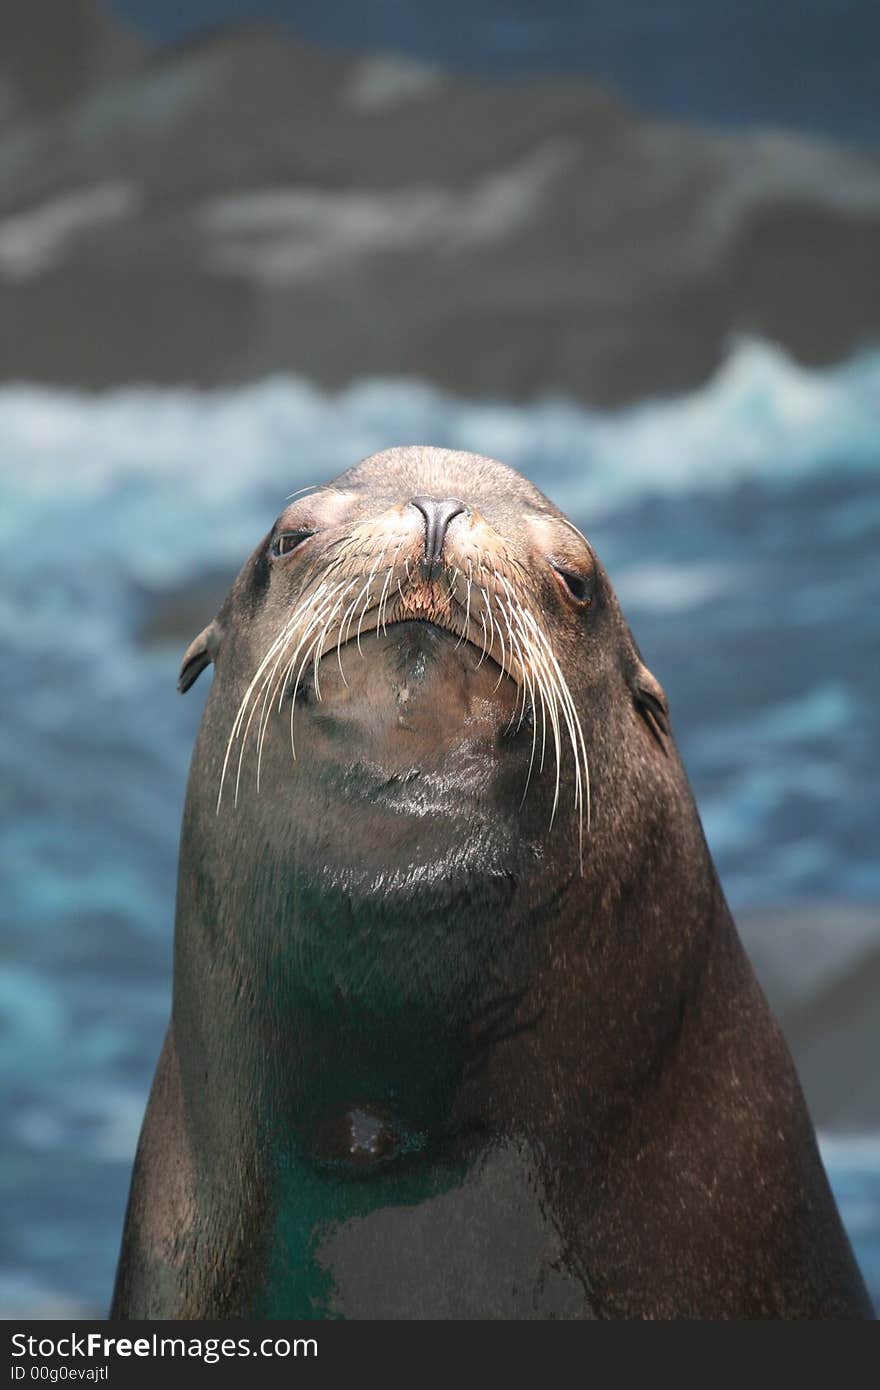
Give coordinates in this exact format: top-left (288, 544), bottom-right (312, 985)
top-left (410, 496), bottom-right (467, 564)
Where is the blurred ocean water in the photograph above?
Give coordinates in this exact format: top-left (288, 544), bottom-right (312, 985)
top-left (0, 340), bottom-right (878, 1315)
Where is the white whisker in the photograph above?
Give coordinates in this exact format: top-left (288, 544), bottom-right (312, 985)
top-left (217, 517), bottom-right (590, 871)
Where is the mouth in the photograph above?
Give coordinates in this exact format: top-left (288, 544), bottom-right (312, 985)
top-left (292, 619), bottom-right (517, 726)
top-left (219, 566), bottom-right (591, 856)
top-left (294, 568), bottom-right (525, 692)
top-left (328, 607), bottom-right (504, 675)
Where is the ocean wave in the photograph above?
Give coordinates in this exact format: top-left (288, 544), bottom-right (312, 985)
top-left (1, 339), bottom-right (878, 531)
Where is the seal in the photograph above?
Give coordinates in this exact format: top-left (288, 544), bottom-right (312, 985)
top-left (111, 446), bottom-right (872, 1319)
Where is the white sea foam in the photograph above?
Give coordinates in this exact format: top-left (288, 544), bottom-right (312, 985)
top-left (1, 340), bottom-right (876, 515)
top-left (613, 560), bottom-right (737, 612)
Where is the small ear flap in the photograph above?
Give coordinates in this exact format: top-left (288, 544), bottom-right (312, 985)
top-left (178, 622), bottom-right (220, 694)
top-left (632, 664), bottom-right (670, 751)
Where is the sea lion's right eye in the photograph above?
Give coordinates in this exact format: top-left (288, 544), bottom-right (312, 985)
top-left (271, 530), bottom-right (315, 558)
top-left (550, 563), bottom-right (593, 606)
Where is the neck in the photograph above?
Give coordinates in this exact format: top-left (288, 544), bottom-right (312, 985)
top-left (167, 789), bottom-right (870, 1319)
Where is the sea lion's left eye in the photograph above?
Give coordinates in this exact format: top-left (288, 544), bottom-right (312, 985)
top-left (271, 530), bottom-right (315, 558)
top-left (551, 564), bottom-right (592, 605)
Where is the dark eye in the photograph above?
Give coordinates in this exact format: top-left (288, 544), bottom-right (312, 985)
top-left (551, 564), bottom-right (592, 605)
top-left (271, 530), bottom-right (314, 558)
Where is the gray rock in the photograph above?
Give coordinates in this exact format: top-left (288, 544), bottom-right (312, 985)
top-left (1, 23), bottom-right (879, 403)
top-left (0, 1), bottom-right (144, 125)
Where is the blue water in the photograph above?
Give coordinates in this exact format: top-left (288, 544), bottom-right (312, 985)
top-left (113, 0), bottom-right (880, 145)
top-left (1, 341), bottom-right (878, 1315)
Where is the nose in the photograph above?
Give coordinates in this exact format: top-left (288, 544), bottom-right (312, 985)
top-left (409, 496), bottom-right (467, 565)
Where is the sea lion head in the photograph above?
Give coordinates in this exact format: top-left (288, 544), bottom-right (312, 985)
top-left (176, 446), bottom-right (674, 1017)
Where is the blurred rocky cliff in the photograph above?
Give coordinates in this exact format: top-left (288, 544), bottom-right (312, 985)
top-left (1, 0), bottom-right (879, 403)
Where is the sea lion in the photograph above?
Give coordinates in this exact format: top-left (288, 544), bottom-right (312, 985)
top-left (111, 446), bottom-right (872, 1320)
